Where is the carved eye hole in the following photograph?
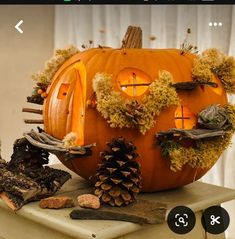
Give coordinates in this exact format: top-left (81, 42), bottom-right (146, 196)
top-left (174, 106), bottom-right (197, 129)
top-left (116, 68), bottom-right (151, 97)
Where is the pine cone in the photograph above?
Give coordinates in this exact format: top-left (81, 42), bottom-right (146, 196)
top-left (94, 137), bottom-right (141, 206)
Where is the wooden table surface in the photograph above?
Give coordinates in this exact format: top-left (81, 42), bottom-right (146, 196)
top-left (1, 164), bottom-right (235, 239)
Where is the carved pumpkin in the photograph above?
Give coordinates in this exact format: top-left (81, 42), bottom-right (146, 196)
top-left (43, 27), bottom-right (227, 192)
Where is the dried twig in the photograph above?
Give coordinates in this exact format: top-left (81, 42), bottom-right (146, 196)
top-left (22, 108), bottom-right (43, 115)
top-left (23, 129), bottom-right (96, 157)
top-left (24, 119), bottom-right (44, 124)
top-left (172, 81), bottom-right (218, 91)
top-left (156, 128), bottom-right (226, 140)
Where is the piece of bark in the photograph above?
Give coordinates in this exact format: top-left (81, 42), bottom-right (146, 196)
top-left (0, 192), bottom-right (19, 211)
top-left (172, 81), bottom-right (218, 91)
top-left (156, 128), bottom-right (226, 140)
top-left (77, 194), bottom-right (100, 209)
top-left (70, 199), bottom-right (167, 224)
top-left (0, 167), bottom-right (71, 210)
top-left (0, 138), bottom-right (71, 211)
top-left (0, 167), bottom-right (40, 200)
top-left (39, 196), bottom-right (75, 209)
top-left (7, 137), bottom-right (49, 172)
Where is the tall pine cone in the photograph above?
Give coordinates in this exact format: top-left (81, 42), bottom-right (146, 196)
top-left (94, 137), bottom-right (142, 206)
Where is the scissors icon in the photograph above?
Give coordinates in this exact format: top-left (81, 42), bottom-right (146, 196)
top-left (210, 215), bottom-right (221, 225)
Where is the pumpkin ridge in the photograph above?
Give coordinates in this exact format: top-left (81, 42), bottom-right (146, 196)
top-left (44, 65), bottom-right (70, 136)
top-left (103, 50), bottom-right (122, 75)
top-left (84, 50), bottom-right (117, 146)
top-left (54, 68), bottom-right (77, 138)
top-left (159, 51), bottom-right (180, 81)
top-left (164, 50), bottom-right (191, 83)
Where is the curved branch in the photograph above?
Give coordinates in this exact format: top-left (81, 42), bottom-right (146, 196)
top-left (23, 130), bottom-right (95, 158)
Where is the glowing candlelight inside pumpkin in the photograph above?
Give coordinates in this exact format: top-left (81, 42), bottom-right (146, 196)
top-left (175, 106), bottom-right (197, 129)
top-left (117, 68), bottom-right (151, 97)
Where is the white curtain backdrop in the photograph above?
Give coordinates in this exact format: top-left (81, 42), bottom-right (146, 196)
top-left (55, 5), bottom-right (235, 238)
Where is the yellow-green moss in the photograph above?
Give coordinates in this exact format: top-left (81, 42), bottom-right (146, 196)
top-left (32, 45), bottom-right (79, 85)
top-left (192, 48), bottom-right (235, 93)
top-left (216, 56), bottom-right (235, 93)
top-left (169, 132), bottom-right (233, 172)
top-left (225, 103), bottom-right (235, 131)
top-left (93, 71), bottom-right (179, 134)
top-left (93, 73), bottom-right (129, 129)
top-left (164, 103), bottom-right (235, 172)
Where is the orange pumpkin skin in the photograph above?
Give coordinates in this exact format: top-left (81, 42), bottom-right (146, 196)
top-left (43, 48), bottom-right (227, 192)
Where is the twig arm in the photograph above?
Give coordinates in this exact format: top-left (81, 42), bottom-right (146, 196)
top-left (24, 119), bottom-right (44, 124)
top-left (22, 108), bottom-right (43, 115)
top-left (23, 130), bottom-right (96, 158)
top-left (156, 128), bottom-right (226, 140)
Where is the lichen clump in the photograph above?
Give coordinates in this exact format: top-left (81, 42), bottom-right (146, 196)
top-left (160, 104), bottom-right (235, 172)
top-left (28, 45), bottom-right (79, 104)
top-left (93, 73), bottom-right (127, 128)
top-left (93, 71), bottom-right (179, 134)
top-left (192, 48), bottom-right (235, 93)
top-left (198, 104), bottom-right (231, 130)
top-left (32, 45), bottom-right (79, 85)
top-left (224, 104), bottom-right (235, 131)
top-left (169, 133), bottom-right (232, 172)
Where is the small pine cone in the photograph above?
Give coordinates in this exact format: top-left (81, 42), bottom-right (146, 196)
top-left (94, 137), bottom-right (142, 206)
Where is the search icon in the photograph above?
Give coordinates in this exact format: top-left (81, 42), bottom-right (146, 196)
top-left (167, 206), bottom-right (196, 234)
top-left (179, 217), bottom-right (185, 224)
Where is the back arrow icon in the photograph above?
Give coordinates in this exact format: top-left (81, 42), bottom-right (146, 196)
top-left (15, 20), bottom-right (23, 34)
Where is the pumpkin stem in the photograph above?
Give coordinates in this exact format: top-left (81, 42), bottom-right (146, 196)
top-left (121, 26), bottom-right (142, 49)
